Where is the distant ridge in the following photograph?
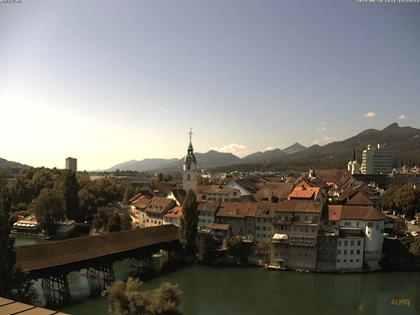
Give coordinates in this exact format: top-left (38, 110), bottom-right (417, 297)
top-left (107, 122), bottom-right (420, 172)
top-left (242, 148), bottom-right (287, 163)
top-left (0, 157), bottom-right (27, 170)
top-left (283, 142), bottom-right (306, 154)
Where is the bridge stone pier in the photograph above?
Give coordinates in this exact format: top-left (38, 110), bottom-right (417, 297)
top-left (16, 225), bottom-right (181, 306)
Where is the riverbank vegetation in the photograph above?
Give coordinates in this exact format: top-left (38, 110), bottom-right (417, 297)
top-left (383, 184), bottom-right (420, 219)
top-left (0, 183), bottom-right (37, 303)
top-left (104, 277), bottom-right (182, 315)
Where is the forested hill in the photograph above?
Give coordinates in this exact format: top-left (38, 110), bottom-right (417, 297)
top-left (215, 123), bottom-right (420, 172)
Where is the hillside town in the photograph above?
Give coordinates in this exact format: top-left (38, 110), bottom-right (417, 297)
top-left (6, 131), bottom-right (420, 277)
top-left (124, 133), bottom-right (420, 272)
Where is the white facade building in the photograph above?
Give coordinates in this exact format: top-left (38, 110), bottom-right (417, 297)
top-left (361, 144), bottom-right (392, 175)
top-left (329, 205), bottom-right (385, 271)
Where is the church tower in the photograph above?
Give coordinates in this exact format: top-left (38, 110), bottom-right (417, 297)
top-left (182, 128), bottom-right (197, 192)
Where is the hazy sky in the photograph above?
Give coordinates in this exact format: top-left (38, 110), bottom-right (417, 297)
top-left (1, 0), bottom-right (419, 170)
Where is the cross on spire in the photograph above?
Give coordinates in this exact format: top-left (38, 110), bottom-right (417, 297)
top-left (188, 128), bottom-right (193, 143)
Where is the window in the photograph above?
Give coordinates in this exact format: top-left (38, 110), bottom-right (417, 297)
top-left (337, 259), bottom-right (340, 263)
top-left (351, 240), bottom-right (354, 246)
top-left (356, 259), bottom-right (359, 262)
top-left (344, 259), bottom-right (347, 262)
top-left (350, 249), bottom-right (354, 255)
top-left (357, 249), bottom-right (360, 255)
top-left (344, 250), bottom-right (347, 255)
top-left (344, 240), bottom-right (348, 246)
top-left (187, 173), bottom-right (191, 181)
top-left (337, 250), bottom-right (341, 255)
top-left (367, 222), bottom-right (373, 227)
top-left (338, 240), bottom-right (341, 246)
top-left (344, 222), bottom-right (351, 226)
top-left (350, 259), bottom-right (353, 262)
top-left (357, 240), bottom-right (361, 246)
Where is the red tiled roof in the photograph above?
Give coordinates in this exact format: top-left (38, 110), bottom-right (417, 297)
top-left (163, 206), bottom-right (182, 218)
top-left (198, 201), bottom-right (220, 214)
top-left (216, 202), bottom-right (258, 218)
top-left (346, 191), bottom-right (374, 206)
top-left (314, 169), bottom-right (350, 185)
top-left (328, 205), bottom-right (342, 221)
top-left (209, 223), bottom-right (230, 231)
top-left (288, 186), bottom-right (320, 200)
top-left (145, 197), bottom-right (175, 214)
top-left (328, 205), bottom-right (385, 221)
top-left (276, 200), bottom-right (323, 214)
top-left (256, 203), bottom-right (277, 218)
top-left (133, 195), bottom-right (152, 209)
top-left (255, 182), bottom-right (294, 201)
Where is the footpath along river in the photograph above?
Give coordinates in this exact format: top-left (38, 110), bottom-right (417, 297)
top-left (14, 234), bottom-right (419, 315)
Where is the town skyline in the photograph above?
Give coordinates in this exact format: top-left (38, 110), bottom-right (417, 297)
top-left (1, 1), bottom-right (420, 170)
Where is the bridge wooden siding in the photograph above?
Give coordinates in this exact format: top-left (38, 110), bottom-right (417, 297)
top-left (16, 224), bottom-right (180, 278)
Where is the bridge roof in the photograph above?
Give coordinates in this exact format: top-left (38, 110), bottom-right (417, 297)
top-left (16, 224), bottom-right (179, 273)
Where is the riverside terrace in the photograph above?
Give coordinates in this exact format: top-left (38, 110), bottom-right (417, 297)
top-left (15, 225), bottom-right (181, 306)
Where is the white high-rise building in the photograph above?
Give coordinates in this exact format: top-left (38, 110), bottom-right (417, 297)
top-left (347, 146), bottom-right (361, 175)
top-left (361, 144), bottom-right (392, 175)
top-left (65, 157), bottom-right (77, 172)
top-left (182, 129), bottom-right (197, 192)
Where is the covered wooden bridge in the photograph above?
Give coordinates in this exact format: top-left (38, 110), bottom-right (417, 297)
top-left (15, 225), bottom-right (180, 306)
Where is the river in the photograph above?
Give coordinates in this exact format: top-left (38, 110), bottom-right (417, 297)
top-left (13, 234), bottom-right (420, 315)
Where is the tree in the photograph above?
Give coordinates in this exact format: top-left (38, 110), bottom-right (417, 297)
top-left (93, 207), bottom-right (132, 233)
top-left (409, 238), bottom-right (420, 257)
top-left (62, 171), bottom-right (81, 221)
top-left (108, 212), bottom-right (122, 233)
top-left (30, 188), bottom-right (65, 235)
top-left (384, 185), bottom-right (420, 219)
top-left (224, 236), bottom-right (251, 264)
top-left (179, 190), bottom-right (198, 255)
top-left (104, 277), bottom-right (182, 315)
top-left (0, 169), bottom-right (6, 190)
top-left (93, 207), bottom-right (110, 232)
top-left (0, 189), bottom-right (36, 303)
top-left (123, 186), bottom-right (133, 206)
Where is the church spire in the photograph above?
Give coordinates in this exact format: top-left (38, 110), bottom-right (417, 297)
top-left (352, 145), bottom-right (356, 161)
top-left (188, 128), bottom-right (194, 153)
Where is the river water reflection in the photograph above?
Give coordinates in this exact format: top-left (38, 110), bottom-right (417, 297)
top-left (14, 234), bottom-right (419, 315)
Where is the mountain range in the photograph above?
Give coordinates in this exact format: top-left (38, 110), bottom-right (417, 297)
top-left (0, 158), bottom-right (26, 170)
top-left (107, 143), bottom-right (306, 172)
top-left (2, 123), bottom-right (420, 173)
top-left (107, 123), bottom-right (420, 172)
